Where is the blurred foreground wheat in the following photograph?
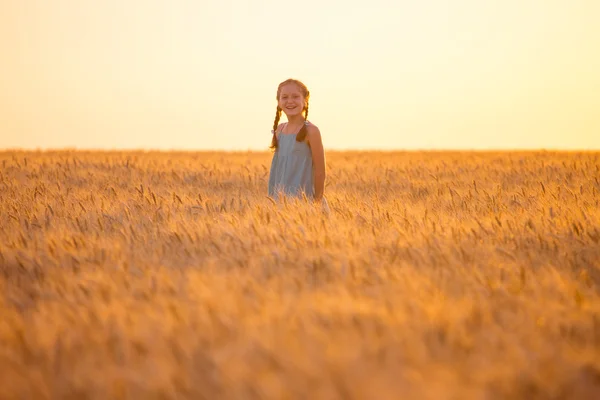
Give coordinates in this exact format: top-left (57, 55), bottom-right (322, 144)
top-left (0, 150), bottom-right (599, 399)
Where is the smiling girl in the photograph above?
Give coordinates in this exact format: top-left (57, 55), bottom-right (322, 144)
top-left (267, 78), bottom-right (327, 206)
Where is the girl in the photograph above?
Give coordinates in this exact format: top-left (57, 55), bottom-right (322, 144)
top-left (267, 78), bottom-right (327, 206)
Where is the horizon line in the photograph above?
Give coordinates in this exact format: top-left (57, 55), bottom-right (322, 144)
top-left (1, 147), bottom-right (599, 154)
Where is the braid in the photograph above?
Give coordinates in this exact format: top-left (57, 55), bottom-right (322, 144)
top-left (304, 99), bottom-right (309, 121)
top-left (296, 99), bottom-right (310, 142)
top-left (270, 106), bottom-right (282, 150)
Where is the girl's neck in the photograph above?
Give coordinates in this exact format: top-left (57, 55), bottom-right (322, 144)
top-left (286, 115), bottom-right (306, 129)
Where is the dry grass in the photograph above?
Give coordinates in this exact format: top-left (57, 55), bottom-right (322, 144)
top-left (0, 149), bottom-right (599, 399)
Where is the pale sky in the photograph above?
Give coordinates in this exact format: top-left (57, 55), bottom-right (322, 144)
top-left (1, 0), bottom-right (599, 151)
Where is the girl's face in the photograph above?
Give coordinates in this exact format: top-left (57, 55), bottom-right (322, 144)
top-left (278, 84), bottom-right (306, 118)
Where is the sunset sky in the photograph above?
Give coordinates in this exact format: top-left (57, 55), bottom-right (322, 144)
top-left (1, 0), bottom-right (599, 151)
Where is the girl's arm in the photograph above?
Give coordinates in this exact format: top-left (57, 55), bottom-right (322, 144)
top-left (307, 125), bottom-right (326, 201)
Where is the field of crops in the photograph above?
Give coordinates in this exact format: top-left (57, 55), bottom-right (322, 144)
top-left (1, 150), bottom-right (599, 399)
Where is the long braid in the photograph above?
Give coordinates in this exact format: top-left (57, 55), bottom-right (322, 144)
top-left (270, 106), bottom-right (282, 149)
top-left (304, 100), bottom-right (309, 121)
top-left (296, 97), bottom-right (310, 142)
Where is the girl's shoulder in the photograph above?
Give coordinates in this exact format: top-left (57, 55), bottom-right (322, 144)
top-left (305, 120), bottom-right (318, 129)
top-left (305, 121), bottom-right (321, 139)
top-left (274, 122), bottom-right (286, 138)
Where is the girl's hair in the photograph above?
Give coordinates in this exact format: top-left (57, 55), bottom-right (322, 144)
top-left (270, 79), bottom-right (310, 150)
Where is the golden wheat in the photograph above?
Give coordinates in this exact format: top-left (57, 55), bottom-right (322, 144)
top-left (0, 150), bottom-right (599, 399)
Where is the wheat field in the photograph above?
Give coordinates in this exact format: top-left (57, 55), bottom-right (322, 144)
top-left (0, 150), bottom-right (599, 399)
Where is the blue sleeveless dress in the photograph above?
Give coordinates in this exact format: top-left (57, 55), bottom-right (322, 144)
top-left (268, 126), bottom-right (314, 200)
